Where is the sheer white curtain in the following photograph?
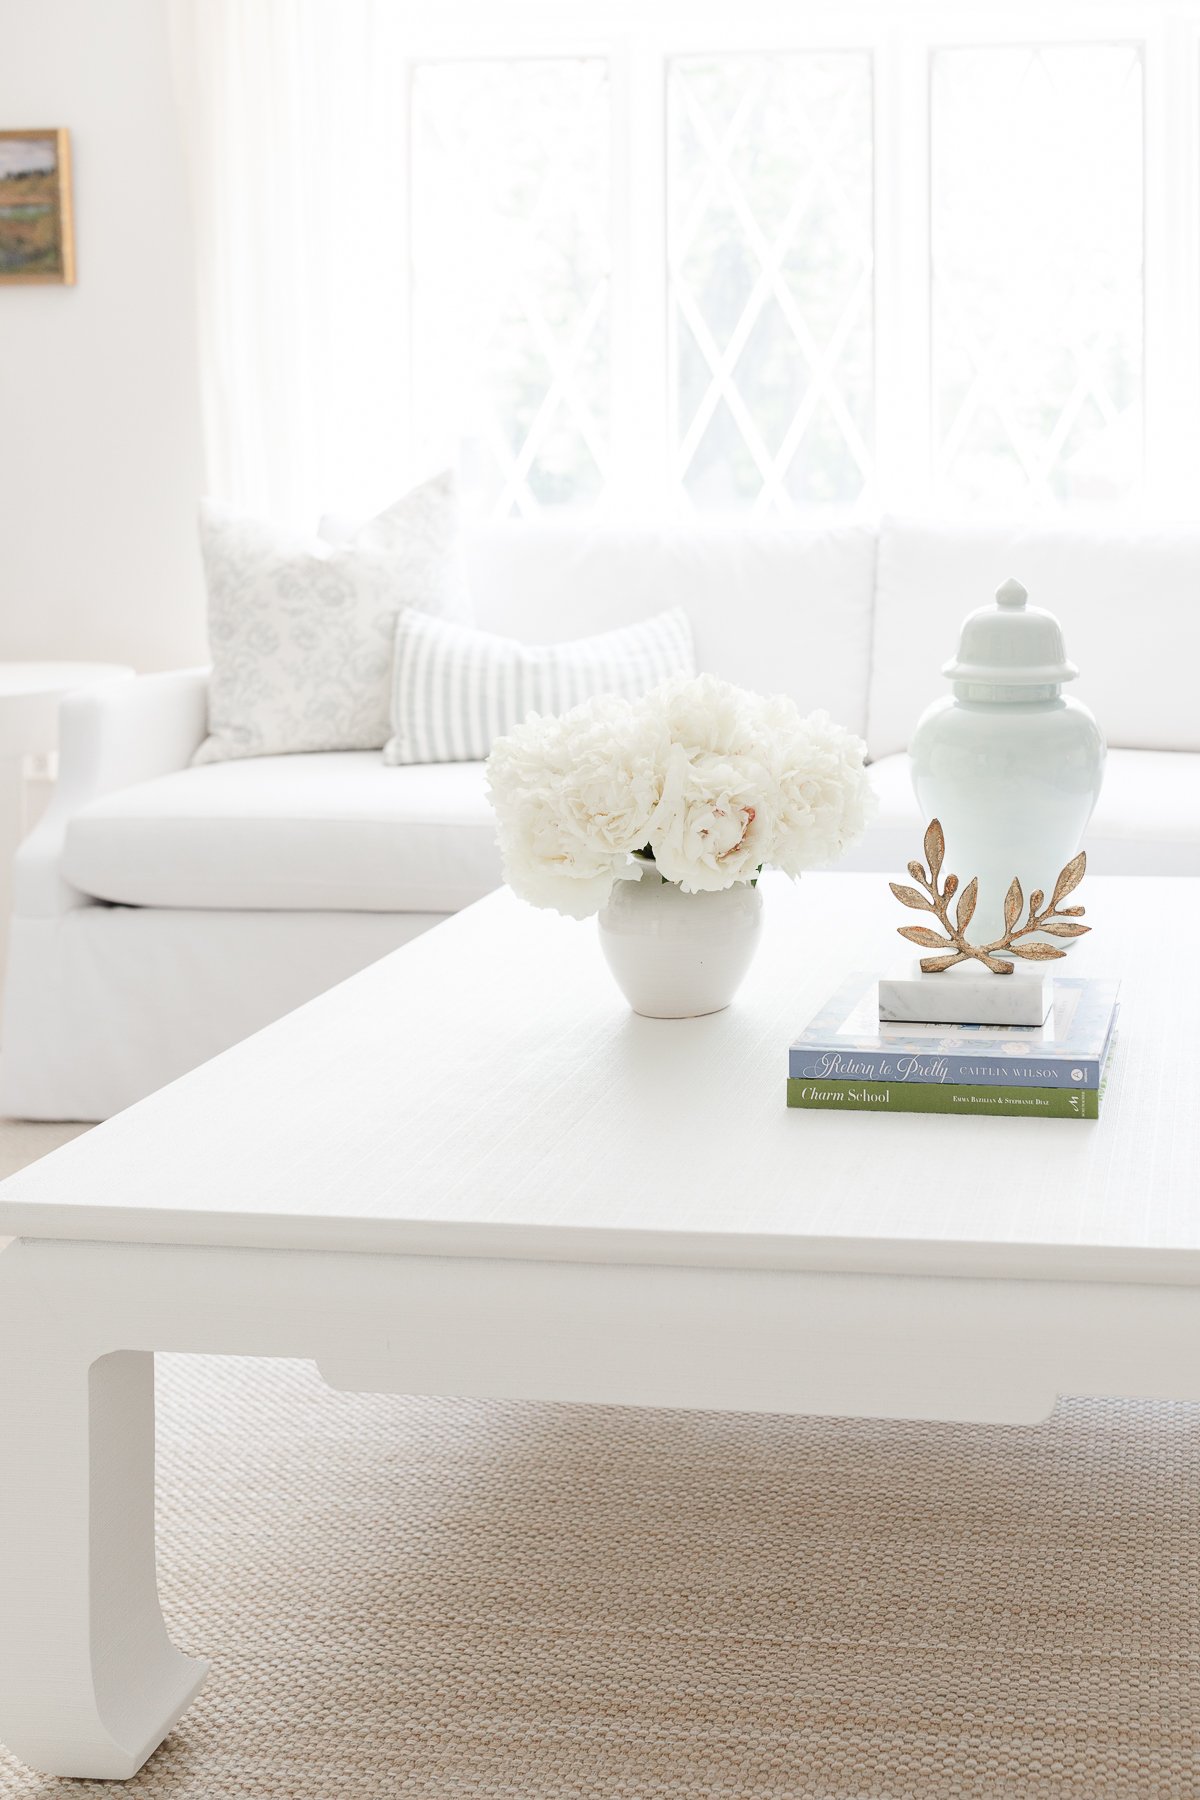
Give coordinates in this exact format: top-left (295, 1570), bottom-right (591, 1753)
top-left (169, 0), bottom-right (411, 526)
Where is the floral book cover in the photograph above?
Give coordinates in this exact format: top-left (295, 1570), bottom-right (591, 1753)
top-left (789, 975), bottom-right (1120, 1090)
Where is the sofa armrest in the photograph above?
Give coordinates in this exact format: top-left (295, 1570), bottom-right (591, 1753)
top-left (13, 669), bottom-right (210, 918)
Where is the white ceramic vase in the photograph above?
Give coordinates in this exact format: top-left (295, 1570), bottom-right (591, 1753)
top-left (597, 864), bottom-right (763, 1018)
top-left (909, 578), bottom-right (1105, 943)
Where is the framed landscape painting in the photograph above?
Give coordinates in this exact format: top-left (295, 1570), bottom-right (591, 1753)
top-left (0, 129), bottom-right (74, 284)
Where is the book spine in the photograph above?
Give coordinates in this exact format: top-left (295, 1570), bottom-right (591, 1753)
top-left (786, 1077), bottom-right (1099, 1119)
top-left (787, 1051), bottom-right (1101, 1089)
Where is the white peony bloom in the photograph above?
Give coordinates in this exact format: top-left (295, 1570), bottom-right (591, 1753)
top-left (486, 671), bottom-right (874, 918)
top-left (759, 698), bottom-right (877, 877)
top-left (485, 694), bottom-right (666, 919)
top-left (554, 694), bottom-right (670, 859)
top-left (636, 674), bottom-right (773, 891)
top-left (654, 670), bottom-right (759, 758)
top-left (648, 742), bottom-right (776, 892)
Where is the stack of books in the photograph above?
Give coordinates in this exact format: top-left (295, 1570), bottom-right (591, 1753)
top-left (787, 974), bottom-right (1120, 1120)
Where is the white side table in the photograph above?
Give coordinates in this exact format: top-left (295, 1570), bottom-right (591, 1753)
top-left (0, 663), bottom-right (133, 975)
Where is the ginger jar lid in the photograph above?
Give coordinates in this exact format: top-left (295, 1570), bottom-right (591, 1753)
top-left (942, 578), bottom-right (1078, 691)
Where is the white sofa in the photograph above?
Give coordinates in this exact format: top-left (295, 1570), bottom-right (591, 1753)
top-left (4, 516), bottom-right (1199, 1120)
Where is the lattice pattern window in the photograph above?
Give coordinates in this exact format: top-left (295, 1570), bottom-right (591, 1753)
top-left (397, 22), bottom-right (1177, 520)
top-left (411, 59), bottom-right (611, 518)
top-left (931, 46), bottom-right (1144, 508)
top-left (667, 53), bottom-right (874, 514)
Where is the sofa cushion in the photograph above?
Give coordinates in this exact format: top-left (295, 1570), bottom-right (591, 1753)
top-left (868, 519), bottom-right (1200, 760)
top-left (466, 520), bottom-right (877, 739)
top-left (63, 753), bottom-right (502, 912)
top-left (195, 473), bottom-right (469, 766)
top-left (840, 749), bottom-right (1200, 878)
top-left (62, 739), bottom-right (1198, 916)
top-left (384, 605), bottom-right (694, 764)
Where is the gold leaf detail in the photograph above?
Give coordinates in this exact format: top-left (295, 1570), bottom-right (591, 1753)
top-left (1051, 851), bottom-right (1086, 906)
top-left (888, 883), bottom-right (931, 912)
top-left (888, 823), bottom-right (1092, 979)
top-left (897, 926), bottom-right (953, 948)
top-left (955, 876), bottom-right (978, 933)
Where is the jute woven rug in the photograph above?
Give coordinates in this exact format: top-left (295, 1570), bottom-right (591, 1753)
top-left (0, 1131), bottom-right (1197, 1797)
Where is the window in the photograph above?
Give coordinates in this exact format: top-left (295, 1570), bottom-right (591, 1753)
top-left (402, 7), bottom-right (1200, 522)
top-left (186, 2), bottom-right (1200, 525)
top-left (930, 45), bottom-right (1144, 509)
top-left (667, 53), bottom-right (874, 513)
top-left (397, 1), bottom-right (1200, 521)
top-left (412, 59), bottom-right (612, 517)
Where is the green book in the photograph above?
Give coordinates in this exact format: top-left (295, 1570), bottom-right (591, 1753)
top-left (786, 1036), bottom-right (1117, 1120)
top-left (786, 1076), bottom-right (1099, 1119)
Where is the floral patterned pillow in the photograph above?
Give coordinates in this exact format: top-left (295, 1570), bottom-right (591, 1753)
top-left (194, 471), bottom-right (469, 764)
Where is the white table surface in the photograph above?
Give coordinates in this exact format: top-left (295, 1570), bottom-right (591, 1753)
top-left (0, 873), bottom-right (1194, 1283)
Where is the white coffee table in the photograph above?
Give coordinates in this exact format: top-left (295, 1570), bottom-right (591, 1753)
top-left (0, 873), bottom-right (1195, 1779)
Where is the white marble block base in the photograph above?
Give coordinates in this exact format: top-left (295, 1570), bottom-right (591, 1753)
top-left (878, 961), bottom-right (1054, 1027)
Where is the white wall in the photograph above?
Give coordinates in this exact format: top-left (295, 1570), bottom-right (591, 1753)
top-left (0, 0), bottom-right (207, 671)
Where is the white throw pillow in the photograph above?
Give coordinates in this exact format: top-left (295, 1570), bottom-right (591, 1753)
top-left (384, 606), bottom-right (695, 764)
top-left (194, 472), bottom-right (469, 764)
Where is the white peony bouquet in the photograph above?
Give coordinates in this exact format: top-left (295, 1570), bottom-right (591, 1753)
top-left (485, 673), bottom-right (876, 920)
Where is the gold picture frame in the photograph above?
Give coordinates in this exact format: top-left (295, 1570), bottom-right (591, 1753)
top-left (0, 128), bottom-right (75, 285)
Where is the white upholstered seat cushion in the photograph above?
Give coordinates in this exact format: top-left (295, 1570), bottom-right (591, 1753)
top-left (62, 753), bottom-right (502, 912)
top-left (840, 749), bottom-right (1200, 878)
top-left (59, 742), bottom-right (1200, 914)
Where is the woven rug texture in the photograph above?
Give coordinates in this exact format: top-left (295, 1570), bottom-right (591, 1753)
top-left (0, 1363), bottom-right (1195, 1799)
top-left (0, 1129), bottom-right (1196, 1797)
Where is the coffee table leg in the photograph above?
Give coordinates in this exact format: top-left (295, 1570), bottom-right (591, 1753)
top-left (0, 1329), bottom-right (207, 1778)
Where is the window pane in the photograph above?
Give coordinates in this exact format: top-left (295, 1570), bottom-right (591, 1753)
top-left (668, 53), bottom-right (874, 514)
top-left (931, 46), bottom-right (1143, 510)
top-left (411, 60), bottom-right (610, 517)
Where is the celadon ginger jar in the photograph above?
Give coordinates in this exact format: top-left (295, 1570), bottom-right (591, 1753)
top-left (908, 578), bottom-right (1105, 944)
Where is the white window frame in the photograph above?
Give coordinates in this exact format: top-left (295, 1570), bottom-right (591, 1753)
top-left (388, 0), bottom-right (1200, 517)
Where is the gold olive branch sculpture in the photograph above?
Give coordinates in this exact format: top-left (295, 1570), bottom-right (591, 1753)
top-left (890, 819), bottom-right (1090, 975)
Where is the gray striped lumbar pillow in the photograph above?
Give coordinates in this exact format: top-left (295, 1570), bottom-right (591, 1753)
top-left (383, 606), bottom-right (694, 765)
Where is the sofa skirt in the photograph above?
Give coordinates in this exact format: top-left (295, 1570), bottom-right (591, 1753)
top-left (0, 906), bottom-right (447, 1121)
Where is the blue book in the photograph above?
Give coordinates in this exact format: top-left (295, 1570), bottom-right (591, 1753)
top-left (789, 974), bottom-right (1120, 1090)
